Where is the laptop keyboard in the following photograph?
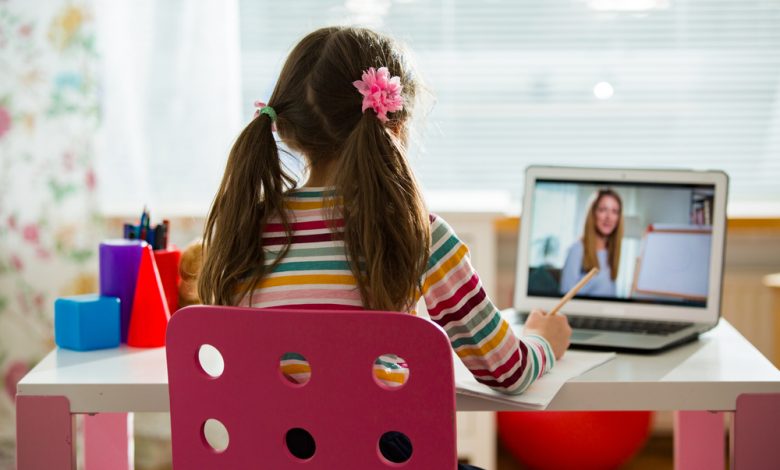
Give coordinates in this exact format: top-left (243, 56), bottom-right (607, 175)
top-left (516, 313), bottom-right (693, 336)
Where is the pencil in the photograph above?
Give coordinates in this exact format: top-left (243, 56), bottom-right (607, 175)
top-left (549, 267), bottom-right (600, 316)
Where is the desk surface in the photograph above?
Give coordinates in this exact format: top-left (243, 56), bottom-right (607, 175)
top-left (18, 319), bottom-right (780, 413)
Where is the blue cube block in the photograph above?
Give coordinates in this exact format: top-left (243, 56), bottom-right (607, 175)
top-left (54, 294), bottom-right (121, 351)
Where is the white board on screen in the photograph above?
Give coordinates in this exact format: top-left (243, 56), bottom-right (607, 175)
top-left (634, 226), bottom-right (712, 300)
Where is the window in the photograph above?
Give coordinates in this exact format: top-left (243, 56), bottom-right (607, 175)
top-left (97, 0), bottom-right (780, 216)
top-left (95, 0), bottom-right (242, 216)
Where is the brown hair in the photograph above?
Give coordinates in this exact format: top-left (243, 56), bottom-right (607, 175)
top-left (199, 27), bottom-right (430, 311)
top-left (582, 189), bottom-right (623, 281)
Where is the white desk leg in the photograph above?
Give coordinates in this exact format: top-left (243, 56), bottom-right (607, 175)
top-left (673, 410), bottom-right (725, 470)
top-left (84, 412), bottom-right (134, 470)
top-left (16, 395), bottom-right (76, 469)
top-left (732, 393), bottom-right (780, 470)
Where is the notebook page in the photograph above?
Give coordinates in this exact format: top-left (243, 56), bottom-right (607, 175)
top-left (454, 350), bottom-right (616, 409)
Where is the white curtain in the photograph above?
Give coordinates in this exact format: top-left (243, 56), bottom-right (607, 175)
top-left (95, 0), bottom-right (242, 216)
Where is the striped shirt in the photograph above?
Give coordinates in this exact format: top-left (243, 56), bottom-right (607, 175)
top-left (239, 188), bottom-right (555, 394)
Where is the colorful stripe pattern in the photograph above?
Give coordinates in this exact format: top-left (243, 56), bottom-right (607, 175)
top-left (422, 215), bottom-right (554, 394)
top-left (240, 188), bottom-right (554, 394)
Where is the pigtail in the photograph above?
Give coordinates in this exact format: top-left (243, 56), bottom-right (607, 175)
top-left (199, 113), bottom-right (296, 305)
top-left (332, 113), bottom-right (431, 311)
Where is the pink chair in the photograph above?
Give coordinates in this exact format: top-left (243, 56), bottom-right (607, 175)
top-left (166, 305), bottom-right (457, 469)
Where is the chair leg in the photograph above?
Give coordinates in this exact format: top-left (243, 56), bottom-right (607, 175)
top-left (84, 412), bottom-right (134, 470)
top-left (673, 410), bottom-right (725, 470)
top-left (16, 395), bottom-right (75, 470)
top-left (732, 393), bottom-right (780, 470)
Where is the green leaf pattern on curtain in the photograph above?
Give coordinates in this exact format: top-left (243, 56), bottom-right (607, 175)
top-left (0, 1), bottom-right (101, 460)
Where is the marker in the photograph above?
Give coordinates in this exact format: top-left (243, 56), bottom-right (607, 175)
top-left (162, 219), bottom-right (169, 249)
top-left (146, 226), bottom-right (156, 246)
top-left (153, 223), bottom-right (164, 249)
top-left (139, 206), bottom-right (148, 240)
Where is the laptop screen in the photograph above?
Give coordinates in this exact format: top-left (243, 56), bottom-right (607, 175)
top-left (526, 179), bottom-right (716, 308)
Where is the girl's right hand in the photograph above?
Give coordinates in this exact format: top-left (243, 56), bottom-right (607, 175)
top-left (523, 309), bottom-right (572, 360)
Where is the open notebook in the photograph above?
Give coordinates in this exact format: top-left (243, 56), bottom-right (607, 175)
top-left (454, 350), bottom-right (615, 409)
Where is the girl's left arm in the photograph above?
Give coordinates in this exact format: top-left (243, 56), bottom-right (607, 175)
top-left (422, 216), bottom-right (555, 395)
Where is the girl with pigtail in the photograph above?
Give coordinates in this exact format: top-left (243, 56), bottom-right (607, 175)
top-left (199, 26), bottom-right (571, 468)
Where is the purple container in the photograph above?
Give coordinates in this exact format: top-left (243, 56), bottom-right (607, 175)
top-left (99, 239), bottom-right (147, 342)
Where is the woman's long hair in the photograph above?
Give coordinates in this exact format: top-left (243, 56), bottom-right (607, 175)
top-left (199, 27), bottom-right (430, 311)
top-left (582, 189), bottom-right (623, 281)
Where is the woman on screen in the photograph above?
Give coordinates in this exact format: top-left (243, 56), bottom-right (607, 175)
top-left (560, 189), bottom-right (624, 297)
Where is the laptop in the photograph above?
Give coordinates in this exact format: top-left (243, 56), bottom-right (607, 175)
top-left (509, 166), bottom-right (729, 352)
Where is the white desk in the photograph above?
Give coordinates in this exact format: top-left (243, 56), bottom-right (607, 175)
top-left (16, 320), bottom-right (780, 469)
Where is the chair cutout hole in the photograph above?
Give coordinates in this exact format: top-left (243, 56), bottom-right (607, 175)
top-left (279, 352), bottom-right (311, 386)
top-left (198, 344), bottom-right (224, 378)
top-left (372, 354), bottom-right (409, 389)
top-left (202, 418), bottom-right (229, 453)
top-left (379, 431), bottom-right (413, 464)
top-left (285, 427), bottom-right (316, 460)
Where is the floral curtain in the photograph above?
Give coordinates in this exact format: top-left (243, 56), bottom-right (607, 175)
top-left (0, 1), bottom-right (100, 465)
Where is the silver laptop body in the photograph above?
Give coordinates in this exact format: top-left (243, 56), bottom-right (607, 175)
top-left (510, 166), bottom-right (728, 352)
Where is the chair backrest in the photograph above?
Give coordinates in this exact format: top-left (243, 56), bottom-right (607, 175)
top-left (166, 305), bottom-right (457, 469)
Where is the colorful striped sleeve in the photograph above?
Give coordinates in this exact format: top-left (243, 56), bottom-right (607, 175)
top-left (422, 214), bottom-right (555, 395)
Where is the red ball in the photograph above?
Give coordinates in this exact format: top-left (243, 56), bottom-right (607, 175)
top-left (497, 411), bottom-right (653, 470)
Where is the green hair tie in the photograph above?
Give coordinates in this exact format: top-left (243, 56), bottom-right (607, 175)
top-left (253, 101), bottom-right (277, 122)
top-left (260, 106), bottom-right (277, 122)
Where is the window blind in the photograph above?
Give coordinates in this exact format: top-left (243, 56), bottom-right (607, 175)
top-left (239, 0), bottom-right (780, 215)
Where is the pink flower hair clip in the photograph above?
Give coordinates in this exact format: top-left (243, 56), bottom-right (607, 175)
top-left (352, 67), bottom-right (404, 123)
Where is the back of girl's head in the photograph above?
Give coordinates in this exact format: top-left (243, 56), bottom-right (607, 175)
top-left (273, 27), bottom-right (416, 158)
top-left (200, 27), bottom-right (430, 311)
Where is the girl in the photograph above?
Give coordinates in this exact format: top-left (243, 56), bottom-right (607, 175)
top-left (199, 26), bottom-right (571, 468)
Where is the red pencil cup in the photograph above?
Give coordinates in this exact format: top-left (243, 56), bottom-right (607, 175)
top-left (154, 248), bottom-right (181, 315)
